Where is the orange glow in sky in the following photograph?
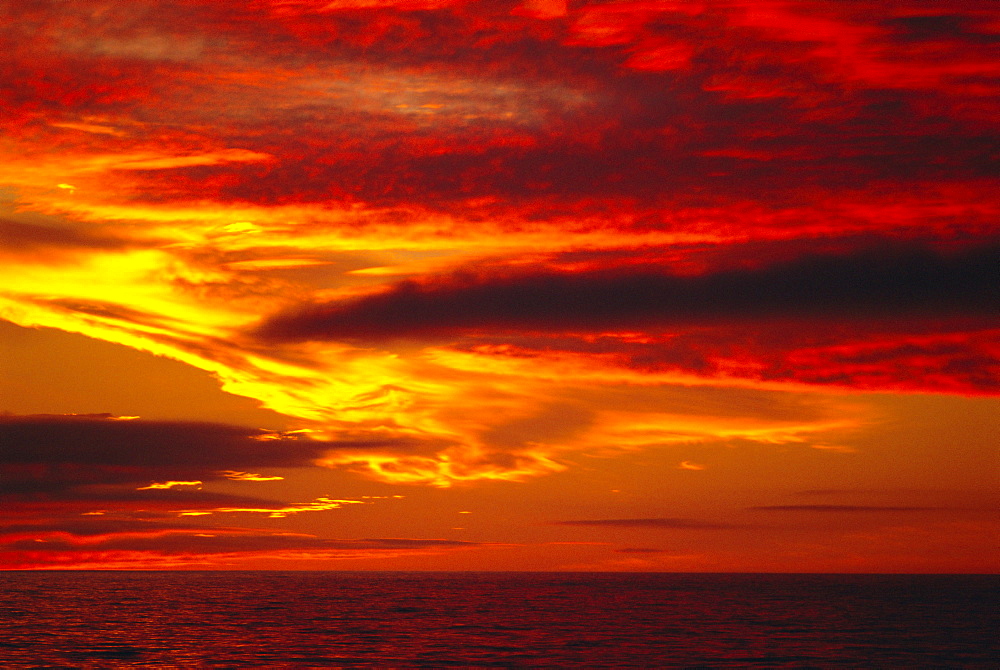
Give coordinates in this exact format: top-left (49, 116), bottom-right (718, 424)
top-left (0, 0), bottom-right (997, 572)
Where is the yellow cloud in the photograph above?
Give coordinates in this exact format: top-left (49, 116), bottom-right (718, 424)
top-left (218, 471), bottom-right (285, 482)
top-left (136, 480), bottom-right (203, 490)
top-left (171, 496), bottom-right (366, 518)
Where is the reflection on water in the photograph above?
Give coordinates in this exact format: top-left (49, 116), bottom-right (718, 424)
top-left (0, 572), bottom-right (996, 667)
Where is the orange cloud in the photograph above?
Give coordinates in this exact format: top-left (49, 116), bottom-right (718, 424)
top-left (1, 0), bottom-right (997, 496)
top-left (169, 496), bottom-right (366, 519)
top-left (218, 471), bottom-right (285, 482)
top-left (136, 480), bottom-right (203, 490)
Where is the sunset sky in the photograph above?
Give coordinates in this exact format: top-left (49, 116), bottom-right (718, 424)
top-left (1, 0), bottom-right (997, 572)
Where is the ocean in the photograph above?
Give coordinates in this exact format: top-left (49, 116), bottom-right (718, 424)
top-left (0, 572), bottom-right (996, 667)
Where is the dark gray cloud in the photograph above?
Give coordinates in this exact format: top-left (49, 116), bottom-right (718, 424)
top-left (0, 415), bottom-right (485, 561)
top-left (255, 244), bottom-right (1000, 342)
top-left (0, 414), bottom-right (432, 473)
top-left (0, 413), bottom-right (457, 528)
top-left (0, 414), bottom-right (318, 471)
top-left (0, 413), bottom-right (456, 535)
top-left (0, 414), bottom-right (318, 511)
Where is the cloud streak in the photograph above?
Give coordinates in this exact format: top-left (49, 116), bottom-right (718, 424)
top-left (0, 414), bottom-right (320, 472)
top-left (255, 245), bottom-right (1000, 341)
top-left (750, 505), bottom-right (939, 512)
top-left (551, 518), bottom-right (737, 530)
top-left (0, 519), bottom-right (485, 569)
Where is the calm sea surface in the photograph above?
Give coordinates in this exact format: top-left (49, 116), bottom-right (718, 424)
top-left (0, 572), bottom-right (996, 667)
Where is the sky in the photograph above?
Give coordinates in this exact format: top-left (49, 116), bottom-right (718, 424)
top-left (0, 0), bottom-right (997, 572)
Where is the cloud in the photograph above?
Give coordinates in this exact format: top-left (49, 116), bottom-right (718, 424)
top-left (0, 413), bottom-right (452, 565)
top-left (0, 487), bottom-right (326, 518)
top-left (1, 0), bottom-right (997, 501)
top-left (0, 515), bottom-right (485, 569)
top-left (7, 0), bottom-right (991, 219)
top-left (254, 244), bottom-right (1000, 341)
top-left (219, 471), bottom-right (284, 482)
top-left (2, 518), bottom-right (418, 572)
top-left (0, 497), bottom-right (473, 547)
top-left (0, 414), bottom-right (428, 480)
top-left (136, 480), bottom-right (203, 490)
top-left (551, 518), bottom-right (737, 530)
top-left (0, 528), bottom-right (478, 555)
top-left (0, 219), bottom-right (140, 256)
top-left (750, 505), bottom-right (938, 512)
top-left (0, 414), bottom-right (342, 513)
top-left (0, 518), bottom-right (212, 539)
top-left (0, 414), bottom-right (321, 472)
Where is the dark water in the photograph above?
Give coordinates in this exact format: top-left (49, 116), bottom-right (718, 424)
top-left (0, 572), bottom-right (996, 668)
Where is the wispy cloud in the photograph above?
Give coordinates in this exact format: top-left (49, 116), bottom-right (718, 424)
top-left (750, 505), bottom-right (939, 512)
top-left (551, 518), bottom-right (738, 530)
top-left (218, 471), bottom-right (284, 482)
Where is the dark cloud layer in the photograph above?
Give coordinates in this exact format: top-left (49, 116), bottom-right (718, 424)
top-left (256, 244), bottom-right (1000, 342)
top-left (0, 413), bottom-right (484, 566)
top-left (0, 414), bottom-right (318, 470)
top-left (0, 414), bottom-right (321, 510)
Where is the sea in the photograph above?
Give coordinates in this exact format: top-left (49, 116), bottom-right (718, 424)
top-left (0, 572), bottom-right (996, 668)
